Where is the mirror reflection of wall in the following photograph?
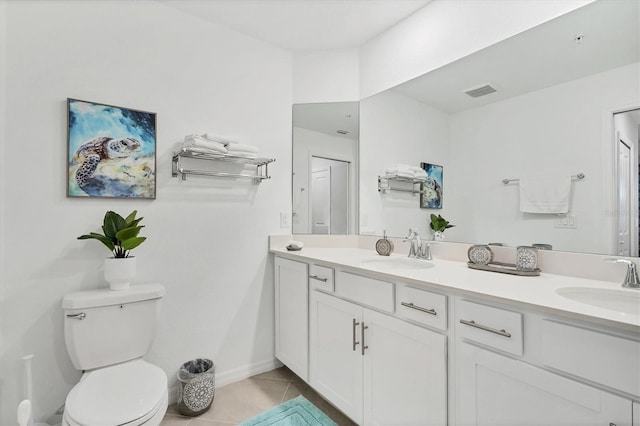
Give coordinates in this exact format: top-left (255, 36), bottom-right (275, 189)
top-left (292, 102), bottom-right (359, 235)
top-left (359, 0), bottom-right (640, 255)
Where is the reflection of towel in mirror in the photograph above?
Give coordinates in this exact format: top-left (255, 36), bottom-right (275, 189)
top-left (519, 175), bottom-right (571, 214)
top-left (385, 164), bottom-right (415, 179)
top-left (184, 135), bottom-right (228, 154)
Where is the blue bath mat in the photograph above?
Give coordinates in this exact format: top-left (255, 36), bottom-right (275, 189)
top-left (240, 395), bottom-right (337, 426)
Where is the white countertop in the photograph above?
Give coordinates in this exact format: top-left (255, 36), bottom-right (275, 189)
top-left (271, 247), bottom-right (640, 331)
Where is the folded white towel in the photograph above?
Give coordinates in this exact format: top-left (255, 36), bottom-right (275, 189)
top-left (386, 164), bottom-right (413, 174)
top-left (386, 171), bottom-right (415, 179)
top-left (408, 166), bottom-right (426, 173)
top-left (519, 175), bottom-right (571, 214)
top-left (413, 169), bottom-right (427, 178)
top-left (185, 146), bottom-right (226, 156)
top-left (227, 143), bottom-right (259, 154)
top-left (228, 151), bottom-right (257, 159)
top-left (184, 135), bottom-right (228, 154)
top-left (202, 133), bottom-right (239, 145)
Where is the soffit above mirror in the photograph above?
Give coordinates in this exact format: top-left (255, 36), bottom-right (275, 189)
top-left (392, 0), bottom-right (639, 113)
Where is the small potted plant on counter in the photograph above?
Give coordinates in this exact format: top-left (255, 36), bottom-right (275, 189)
top-left (430, 214), bottom-right (455, 241)
top-left (77, 210), bottom-right (146, 290)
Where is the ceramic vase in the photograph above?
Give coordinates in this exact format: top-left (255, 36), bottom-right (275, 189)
top-left (104, 257), bottom-right (136, 290)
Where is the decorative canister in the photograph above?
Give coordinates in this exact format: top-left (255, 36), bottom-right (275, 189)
top-left (467, 245), bottom-right (493, 265)
top-left (177, 358), bottom-right (216, 416)
top-left (516, 246), bottom-right (538, 271)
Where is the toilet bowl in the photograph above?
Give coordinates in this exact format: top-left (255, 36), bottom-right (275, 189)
top-left (62, 284), bottom-right (167, 426)
top-left (62, 359), bottom-right (168, 426)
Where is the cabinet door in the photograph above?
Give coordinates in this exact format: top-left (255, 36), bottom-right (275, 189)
top-left (363, 308), bottom-right (447, 426)
top-left (309, 290), bottom-right (363, 424)
top-left (274, 257), bottom-right (309, 380)
top-left (456, 342), bottom-right (632, 426)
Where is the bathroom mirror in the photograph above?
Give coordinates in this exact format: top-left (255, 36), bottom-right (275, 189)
top-left (292, 102), bottom-right (359, 235)
top-left (359, 0), bottom-right (640, 256)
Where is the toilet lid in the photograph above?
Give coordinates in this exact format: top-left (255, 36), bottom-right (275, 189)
top-left (66, 359), bottom-right (167, 426)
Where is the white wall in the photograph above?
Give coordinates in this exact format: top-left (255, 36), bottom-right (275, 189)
top-left (0, 1), bottom-right (292, 424)
top-left (292, 127), bottom-right (357, 234)
top-left (359, 90), bottom-right (450, 238)
top-left (359, 0), bottom-right (593, 98)
top-left (448, 63), bottom-right (640, 253)
top-left (293, 49), bottom-right (360, 103)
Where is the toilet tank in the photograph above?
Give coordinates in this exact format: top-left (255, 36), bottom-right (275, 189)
top-left (63, 283), bottom-right (165, 371)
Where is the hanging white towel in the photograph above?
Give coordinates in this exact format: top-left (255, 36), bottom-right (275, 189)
top-left (519, 175), bottom-right (571, 214)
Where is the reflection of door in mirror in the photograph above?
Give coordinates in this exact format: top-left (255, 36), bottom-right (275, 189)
top-left (311, 158), bottom-right (350, 235)
top-left (614, 109), bottom-right (640, 257)
top-left (292, 102), bottom-right (359, 235)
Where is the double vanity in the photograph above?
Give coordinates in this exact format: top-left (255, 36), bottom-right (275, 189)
top-left (270, 237), bottom-right (640, 425)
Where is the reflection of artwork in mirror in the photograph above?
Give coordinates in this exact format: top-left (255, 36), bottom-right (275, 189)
top-left (420, 162), bottom-right (443, 209)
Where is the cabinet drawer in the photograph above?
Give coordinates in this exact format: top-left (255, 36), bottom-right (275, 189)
top-left (335, 270), bottom-right (394, 313)
top-left (396, 285), bottom-right (447, 331)
top-left (309, 264), bottom-right (334, 292)
top-left (456, 299), bottom-right (523, 356)
top-left (541, 320), bottom-right (640, 397)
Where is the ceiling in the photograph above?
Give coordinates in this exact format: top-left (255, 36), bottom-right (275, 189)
top-left (393, 0), bottom-right (640, 113)
top-left (293, 102), bottom-right (360, 140)
top-left (159, 0), bottom-right (432, 51)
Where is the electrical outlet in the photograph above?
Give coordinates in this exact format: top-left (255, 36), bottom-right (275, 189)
top-left (280, 212), bottom-right (291, 228)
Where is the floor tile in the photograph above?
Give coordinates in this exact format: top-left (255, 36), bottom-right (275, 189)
top-left (160, 414), bottom-right (191, 426)
top-left (251, 366), bottom-right (295, 382)
top-left (198, 377), bottom-right (290, 423)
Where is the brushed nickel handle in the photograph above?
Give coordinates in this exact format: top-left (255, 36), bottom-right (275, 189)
top-left (361, 322), bottom-right (369, 356)
top-left (459, 319), bottom-right (511, 338)
top-left (66, 313), bottom-right (86, 320)
top-left (352, 318), bottom-right (360, 351)
top-left (401, 302), bottom-right (437, 316)
top-left (309, 275), bottom-right (328, 282)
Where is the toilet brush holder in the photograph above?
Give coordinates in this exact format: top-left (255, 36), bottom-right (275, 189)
top-left (177, 359), bottom-right (215, 416)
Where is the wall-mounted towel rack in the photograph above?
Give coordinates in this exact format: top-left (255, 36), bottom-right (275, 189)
top-left (502, 173), bottom-right (585, 185)
top-left (172, 147), bottom-right (275, 183)
top-left (378, 176), bottom-right (426, 195)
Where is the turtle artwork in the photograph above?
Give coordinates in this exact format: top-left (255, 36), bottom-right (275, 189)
top-left (72, 136), bottom-right (141, 187)
top-left (67, 99), bottom-right (156, 198)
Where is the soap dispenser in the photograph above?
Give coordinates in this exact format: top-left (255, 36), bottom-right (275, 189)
top-left (375, 230), bottom-right (394, 256)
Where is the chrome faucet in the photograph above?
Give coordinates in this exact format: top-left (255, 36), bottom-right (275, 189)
top-left (606, 259), bottom-right (640, 289)
top-left (403, 229), bottom-right (432, 260)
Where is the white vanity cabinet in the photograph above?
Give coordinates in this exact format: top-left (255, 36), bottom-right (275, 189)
top-left (309, 287), bottom-right (447, 426)
top-left (274, 257), bottom-right (309, 381)
top-left (455, 297), bottom-right (636, 426)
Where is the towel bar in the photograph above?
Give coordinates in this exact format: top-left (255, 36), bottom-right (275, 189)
top-left (172, 147), bottom-right (275, 182)
top-left (502, 173), bottom-right (584, 185)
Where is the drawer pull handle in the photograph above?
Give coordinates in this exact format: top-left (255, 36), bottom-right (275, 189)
top-left (361, 322), bottom-right (369, 356)
top-left (66, 313), bottom-right (86, 320)
top-left (459, 319), bottom-right (511, 338)
top-left (310, 275), bottom-right (328, 282)
top-left (401, 302), bottom-right (437, 316)
top-left (352, 318), bottom-right (360, 351)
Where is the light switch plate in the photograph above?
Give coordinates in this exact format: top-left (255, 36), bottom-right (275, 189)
top-left (280, 212), bottom-right (291, 228)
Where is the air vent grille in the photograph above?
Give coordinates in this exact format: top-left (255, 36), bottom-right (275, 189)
top-left (464, 84), bottom-right (497, 98)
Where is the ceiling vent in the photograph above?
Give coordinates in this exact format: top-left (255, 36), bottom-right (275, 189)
top-left (336, 129), bottom-right (350, 135)
top-left (464, 84), bottom-right (497, 98)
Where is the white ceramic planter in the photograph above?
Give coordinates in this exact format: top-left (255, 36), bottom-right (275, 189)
top-left (104, 257), bottom-right (136, 290)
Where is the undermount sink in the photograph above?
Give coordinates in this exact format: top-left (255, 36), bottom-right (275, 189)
top-left (555, 287), bottom-right (640, 316)
top-left (360, 257), bottom-right (434, 270)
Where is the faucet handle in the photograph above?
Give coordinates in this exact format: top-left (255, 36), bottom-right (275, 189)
top-left (605, 258), bottom-right (640, 289)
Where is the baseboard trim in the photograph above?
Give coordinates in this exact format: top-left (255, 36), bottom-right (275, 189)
top-left (167, 357), bottom-right (282, 405)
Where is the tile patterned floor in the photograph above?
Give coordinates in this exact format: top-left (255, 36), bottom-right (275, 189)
top-left (161, 366), bottom-right (357, 426)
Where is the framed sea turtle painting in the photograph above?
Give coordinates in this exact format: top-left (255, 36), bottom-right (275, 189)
top-left (67, 98), bottom-right (156, 199)
top-left (420, 162), bottom-right (443, 209)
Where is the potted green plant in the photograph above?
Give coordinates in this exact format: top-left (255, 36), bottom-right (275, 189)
top-left (429, 214), bottom-right (455, 240)
top-left (78, 210), bottom-right (146, 290)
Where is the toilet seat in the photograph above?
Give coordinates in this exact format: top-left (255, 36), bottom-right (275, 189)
top-left (64, 359), bottom-right (167, 426)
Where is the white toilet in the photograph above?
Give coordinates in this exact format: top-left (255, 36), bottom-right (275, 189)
top-left (61, 283), bottom-right (168, 426)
